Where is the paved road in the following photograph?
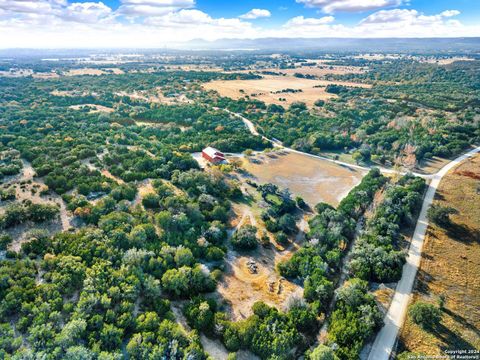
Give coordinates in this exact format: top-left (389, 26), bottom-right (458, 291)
top-left (367, 145), bottom-right (480, 360)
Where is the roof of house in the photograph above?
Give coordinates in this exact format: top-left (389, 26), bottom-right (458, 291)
top-left (202, 146), bottom-right (224, 158)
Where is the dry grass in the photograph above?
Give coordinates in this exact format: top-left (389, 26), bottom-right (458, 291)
top-left (203, 75), bottom-right (371, 107)
top-left (115, 89), bottom-right (191, 105)
top-left (164, 64), bottom-right (224, 72)
top-left (68, 104), bottom-right (114, 113)
top-left (398, 154), bottom-right (480, 355)
top-left (421, 57), bottom-right (475, 65)
top-left (416, 156), bottom-right (451, 175)
top-left (64, 68), bottom-right (106, 76)
top-left (32, 72), bottom-right (60, 79)
top-left (240, 150), bottom-right (366, 207)
top-left (260, 65), bottom-right (366, 77)
top-left (374, 287), bottom-right (396, 315)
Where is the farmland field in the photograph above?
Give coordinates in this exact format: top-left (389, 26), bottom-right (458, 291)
top-left (203, 75), bottom-right (371, 107)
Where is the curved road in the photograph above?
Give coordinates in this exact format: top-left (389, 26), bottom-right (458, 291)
top-left (367, 145), bottom-right (480, 360)
top-left (227, 108), bottom-right (480, 359)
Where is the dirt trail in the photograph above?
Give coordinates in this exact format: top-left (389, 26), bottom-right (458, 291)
top-left (2, 160), bottom-right (73, 252)
top-left (21, 160), bottom-right (71, 231)
top-left (171, 301), bottom-right (233, 360)
top-left (81, 158), bottom-right (125, 185)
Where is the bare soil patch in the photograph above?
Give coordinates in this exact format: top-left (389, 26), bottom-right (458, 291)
top-left (217, 204), bottom-right (305, 321)
top-left (240, 150), bottom-right (365, 207)
top-left (203, 75), bottom-right (371, 107)
top-left (1, 160), bottom-right (72, 251)
top-left (69, 104), bottom-right (114, 113)
top-left (421, 57), bottom-right (475, 65)
top-left (32, 72), bottom-right (60, 79)
top-left (64, 68), bottom-right (106, 76)
top-left (398, 154), bottom-right (480, 354)
top-left (116, 89), bottom-right (191, 105)
top-left (260, 65), bottom-right (366, 77)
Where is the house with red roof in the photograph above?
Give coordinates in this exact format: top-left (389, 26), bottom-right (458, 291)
top-left (202, 147), bottom-right (226, 164)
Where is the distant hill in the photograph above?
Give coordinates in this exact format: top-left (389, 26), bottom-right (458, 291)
top-left (1, 38), bottom-right (479, 58)
top-left (180, 37), bottom-right (480, 53)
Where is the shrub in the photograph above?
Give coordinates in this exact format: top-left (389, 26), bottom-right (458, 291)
top-left (427, 205), bottom-right (457, 228)
top-left (309, 344), bottom-right (336, 360)
top-left (275, 231), bottom-right (289, 246)
top-left (231, 225), bottom-right (258, 250)
top-left (409, 302), bottom-right (442, 329)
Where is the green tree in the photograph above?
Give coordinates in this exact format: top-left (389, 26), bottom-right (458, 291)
top-left (309, 344), bottom-right (337, 360)
top-left (231, 225), bottom-right (258, 250)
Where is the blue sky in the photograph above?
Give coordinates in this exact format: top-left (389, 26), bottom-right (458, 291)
top-left (0, 0), bottom-right (479, 48)
top-left (77, 0), bottom-right (480, 27)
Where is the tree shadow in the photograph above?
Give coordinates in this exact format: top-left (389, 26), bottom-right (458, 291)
top-left (432, 323), bottom-right (477, 352)
top-left (414, 268), bottom-right (434, 296)
top-left (445, 222), bottom-right (479, 244)
top-left (442, 308), bottom-right (480, 338)
top-left (235, 192), bottom-right (255, 207)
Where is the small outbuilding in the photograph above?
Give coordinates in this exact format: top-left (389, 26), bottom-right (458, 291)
top-left (202, 147), bottom-right (226, 164)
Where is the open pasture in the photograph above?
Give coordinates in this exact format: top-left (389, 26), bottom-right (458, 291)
top-left (203, 75), bottom-right (371, 107)
top-left (241, 150), bottom-right (366, 207)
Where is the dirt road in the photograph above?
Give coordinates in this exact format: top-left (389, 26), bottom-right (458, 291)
top-left (222, 109), bottom-right (431, 179)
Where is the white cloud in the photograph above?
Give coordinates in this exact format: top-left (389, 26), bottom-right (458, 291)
top-left (117, 0), bottom-right (194, 16)
top-left (0, 0), bottom-right (65, 15)
top-left (240, 8), bottom-right (271, 20)
top-left (145, 9), bottom-right (257, 39)
top-left (273, 8), bottom-right (473, 38)
top-left (441, 10), bottom-right (460, 18)
top-left (61, 2), bottom-right (112, 23)
top-left (296, 0), bottom-right (403, 13)
top-left (148, 9), bottom-right (212, 25)
top-left (359, 8), bottom-right (462, 27)
top-left (353, 9), bottom-right (467, 37)
top-left (284, 15), bottom-right (335, 27)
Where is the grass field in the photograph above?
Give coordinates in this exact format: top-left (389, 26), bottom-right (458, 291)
top-left (68, 104), bottom-right (114, 113)
top-left (398, 154), bottom-right (480, 355)
top-left (240, 150), bottom-right (366, 207)
top-left (203, 75), bottom-right (371, 107)
top-left (260, 64), bottom-right (366, 78)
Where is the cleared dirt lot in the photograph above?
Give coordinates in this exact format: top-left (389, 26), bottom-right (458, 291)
top-left (217, 203), bottom-right (305, 321)
top-left (115, 90), bottom-right (191, 105)
top-left (1, 160), bottom-right (72, 252)
top-left (203, 75), bottom-right (371, 107)
top-left (240, 150), bottom-right (366, 207)
top-left (68, 104), bottom-right (114, 113)
top-left (64, 68), bottom-right (125, 76)
top-left (261, 65), bottom-right (366, 77)
top-left (398, 154), bottom-right (480, 354)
